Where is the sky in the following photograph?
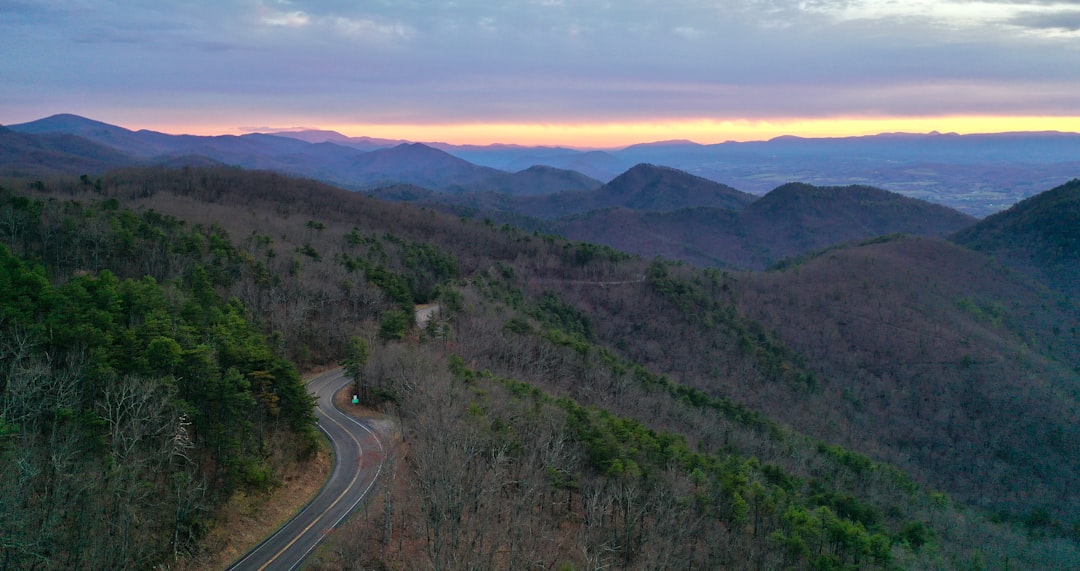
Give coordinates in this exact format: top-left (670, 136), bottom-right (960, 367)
top-left (2, 0), bottom-right (1080, 147)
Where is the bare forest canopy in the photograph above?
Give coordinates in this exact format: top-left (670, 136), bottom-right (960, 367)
top-left (1, 166), bottom-right (1078, 570)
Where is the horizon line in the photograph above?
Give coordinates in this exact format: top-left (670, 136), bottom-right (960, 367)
top-left (8, 113), bottom-right (1080, 150)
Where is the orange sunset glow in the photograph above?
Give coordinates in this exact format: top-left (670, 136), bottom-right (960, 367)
top-left (316, 116), bottom-right (1080, 147)
top-left (144, 115), bottom-right (1080, 148)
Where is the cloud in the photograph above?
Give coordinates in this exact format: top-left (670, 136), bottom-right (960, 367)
top-left (1, 0), bottom-right (1077, 134)
top-left (263, 10), bottom-right (310, 27)
top-left (802, 0), bottom-right (1080, 33)
top-left (477, 16), bottom-right (498, 33)
top-left (332, 16), bottom-right (413, 41)
top-left (673, 26), bottom-right (703, 39)
top-left (1009, 7), bottom-right (1080, 33)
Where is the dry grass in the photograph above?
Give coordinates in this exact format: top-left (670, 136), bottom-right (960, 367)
top-left (172, 448), bottom-right (332, 571)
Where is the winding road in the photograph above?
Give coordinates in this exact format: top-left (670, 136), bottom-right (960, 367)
top-left (227, 369), bottom-right (385, 571)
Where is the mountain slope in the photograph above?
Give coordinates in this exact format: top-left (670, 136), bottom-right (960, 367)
top-left (744, 183), bottom-right (977, 259)
top-left (951, 178), bottom-right (1080, 298)
top-left (553, 206), bottom-right (744, 267)
top-left (734, 236), bottom-right (1080, 517)
top-left (595, 163), bottom-right (755, 211)
top-left (0, 125), bottom-right (137, 175)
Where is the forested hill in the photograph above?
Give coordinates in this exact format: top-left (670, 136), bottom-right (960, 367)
top-left (2, 167), bottom-right (1077, 570)
top-left (951, 178), bottom-right (1080, 298)
top-left (546, 182), bottom-right (976, 269)
top-left (418, 162), bottom-right (755, 222)
top-left (0, 201), bottom-right (316, 568)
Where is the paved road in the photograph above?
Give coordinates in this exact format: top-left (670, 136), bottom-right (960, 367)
top-left (227, 369), bottom-right (385, 571)
top-left (414, 303), bottom-right (440, 329)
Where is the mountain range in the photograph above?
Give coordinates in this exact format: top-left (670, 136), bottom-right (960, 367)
top-left (7, 114), bottom-right (1080, 216)
top-left (5, 113), bottom-right (1065, 271)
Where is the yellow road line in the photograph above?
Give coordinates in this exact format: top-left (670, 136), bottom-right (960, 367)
top-left (257, 388), bottom-right (365, 570)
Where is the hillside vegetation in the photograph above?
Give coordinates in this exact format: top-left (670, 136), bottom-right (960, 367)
top-left (1, 167), bottom-right (1077, 570)
top-left (738, 237), bottom-right (1080, 515)
top-left (546, 182), bottom-right (975, 268)
top-left (952, 178), bottom-right (1080, 299)
top-left (0, 188), bottom-right (317, 568)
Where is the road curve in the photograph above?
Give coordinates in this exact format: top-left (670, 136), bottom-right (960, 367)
top-left (227, 369), bottom-right (385, 571)
top-left (414, 303), bottom-right (440, 329)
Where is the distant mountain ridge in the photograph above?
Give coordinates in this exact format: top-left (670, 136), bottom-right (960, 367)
top-left (419, 163), bottom-right (755, 221)
top-left (460, 165), bottom-right (602, 196)
top-left (267, 129), bottom-right (405, 151)
top-left (343, 142), bottom-right (504, 189)
top-left (5, 115), bottom-right (505, 191)
top-left (442, 131), bottom-right (1080, 216)
top-left (2, 118), bottom-right (980, 271)
top-left (8, 113), bottom-right (1080, 217)
top-left (0, 124), bottom-right (137, 175)
top-left (398, 166), bottom-right (975, 269)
